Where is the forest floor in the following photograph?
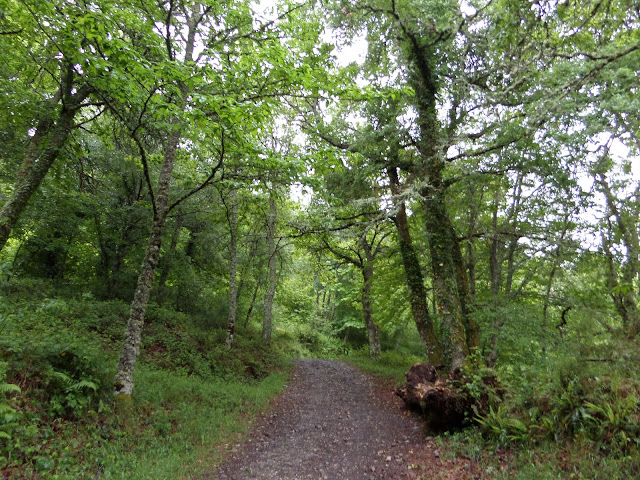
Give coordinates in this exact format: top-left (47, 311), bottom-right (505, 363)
top-left (209, 359), bottom-right (486, 480)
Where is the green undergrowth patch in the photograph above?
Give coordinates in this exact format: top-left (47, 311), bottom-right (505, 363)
top-left (437, 343), bottom-right (640, 478)
top-left (272, 321), bottom-right (348, 359)
top-left (341, 335), bottom-right (640, 479)
top-left (0, 279), bottom-right (292, 479)
top-left (343, 348), bottom-right (424, 385)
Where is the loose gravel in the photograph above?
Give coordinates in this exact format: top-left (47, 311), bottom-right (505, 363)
top-left (213, 359), bottom-right (427, 480)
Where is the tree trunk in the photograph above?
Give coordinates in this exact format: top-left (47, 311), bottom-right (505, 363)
top-left (114, 4), bottom-right (200, 397)
top-left (113, 128), bottom-right (181, 397)
top-left (542, 212), bottom-right (571, 330)
top-left (465, 184), bottom-right (480, 301)
top-left (422, 192), bottom-right (469, 369)
top-left (448, 216), bottom-right (479, 352)
top-left (226, 190), bottom-right (239, 349)
top-left (262, 194), bottom-right (277, 345)
top-left (244, 277), bottom-right (261, 329)
top-left (504, 176), bottom-right (523, 296)
top-left (361, 241), bottom-right (381, 358)
top-left (403, 36), bottom-right (473, 369)
top-left (598, 171), bottom-right (640, 337)
top-left (388, 167), bottom-right (443, 364)
top-left (156, 211), bottom-right (183, 304)
top-left (0, 69), bottom-right (90, 253)
top-left (489, 189), bottom-right (503, 300)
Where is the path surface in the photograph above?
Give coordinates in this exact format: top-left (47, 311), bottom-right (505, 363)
top-left (213, 359), bottom-right (427, 480)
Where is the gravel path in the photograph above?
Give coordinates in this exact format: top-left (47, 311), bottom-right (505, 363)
top-left (213, 359), bottom-right (427, 480)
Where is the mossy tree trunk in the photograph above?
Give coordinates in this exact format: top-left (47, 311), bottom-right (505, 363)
top-left (262, 193), bottom-right (278, 345)
top-left (113, 4), bottom-right (200, 397)
top-left (388, 166), bottom-right (444, 365)
top-left (405, 27), bottom-right (477, 369)
top-left (226, 189), bottom-right (239, 348)
top-left (0, 64), bottom-right (91, 253)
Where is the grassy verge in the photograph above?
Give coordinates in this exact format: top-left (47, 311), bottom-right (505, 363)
top-left (344, 346), bottom-right (640, 480)
top-left (0, 280), bottom-right (293, 479)
top-left (86, 367), bottom-right (290, 480)
top-left (342, 349), bottom-right (424, 385)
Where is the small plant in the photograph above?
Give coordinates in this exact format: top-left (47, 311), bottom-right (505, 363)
top-left (0, 362), bottom-right (21, 440)
top-left (476, 404), bottom-right (529, 447)
top-left (47, 370), bottom-right (99, 416)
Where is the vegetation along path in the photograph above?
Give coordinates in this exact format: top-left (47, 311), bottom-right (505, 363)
top-left (213, 359), bottom-right (428, 480)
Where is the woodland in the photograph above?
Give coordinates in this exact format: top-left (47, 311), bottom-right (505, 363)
top-left (0, 0), bottom-right (639, 477)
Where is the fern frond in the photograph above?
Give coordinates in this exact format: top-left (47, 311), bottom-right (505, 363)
top-left (0, 383), bottom-right (21, 394)
top-left (69, 380), bottom-right (98, 392)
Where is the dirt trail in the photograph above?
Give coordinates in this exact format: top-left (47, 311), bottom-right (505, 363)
top-left (212, 359), bottom-right (428, 480)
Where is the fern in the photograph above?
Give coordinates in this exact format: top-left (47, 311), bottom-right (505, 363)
top-left (0, 383), bottom-right (20, 394)
top-left (50, 370), bottom-right (73, 384)
top-left (69, 380), bottom-right (98, 392)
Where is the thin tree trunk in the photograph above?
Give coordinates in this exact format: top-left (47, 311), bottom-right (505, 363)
top-left (113, 128), bottom-right (181, 397)
top-left (361, 265), bottom-right (381, 358)
top-left (388, 167), bottom-right (443, 364)
top-left (108, 245), bottom-right (125, 298)
top-left (448, 218), bottom-right (479, 352)
top-left (362, 242), bottom-right (381, 358)
top-left (489, 189), bottom-right (503, 300)
top-left (262, 194), bottom-right (277, 345)
top-left (236, 235), bottom-right (259, 303)
top-left (176, 228), bottom-right (197, 312)
top-left (542, 212), bottom-right (571, 330)
top-left (113, 5), bottom-right (199, 397)
top-left (504, 177), bottom-right (523, 296)
top-left (156, 211), bottom-right (183, 304)
top-left (226, 190), bottom-right (239, 349)
top-left (465, 184), bottom-right (480, 301)
top-left (244, 277), bottom-right (261, 328)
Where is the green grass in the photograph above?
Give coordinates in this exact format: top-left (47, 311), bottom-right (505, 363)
top-left (343, 348), bottom-right (425, 385)
top-left (78, 367), bottom-right (291, 480)
top-left (0, 279), bottom-right (294, 479)
top-left (341, 342), bottom-right (640, 480)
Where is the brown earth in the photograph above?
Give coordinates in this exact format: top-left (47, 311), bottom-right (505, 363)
top-left (211, 359), bottom-right (485, 480)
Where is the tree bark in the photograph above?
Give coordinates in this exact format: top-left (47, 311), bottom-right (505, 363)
top-left (409, 41), bottom-right (471, 368)
top-left (464, 184), bottom-right (480, 301)
top-left (113, 128), bottom-right (182, 396)
top-left (542, 212), bottom-right (571, 330)
top-left (262, 194), bottom-right (278, 345)
top-left (489, 189), bottom-right (503, 300)
top-left (361, 240), bottom-right (381, 358)
top-left (598, 171), bottom-right (640, 337)
top-left (114, 4), bottom-right (200, 397)
top-left (244, 277), bottom-right (261, 329)
top-left (388, 167), bottom-right (443, 364)
top-left (156, 211), bottom-right (183, 304)
top-left (226, 190), bottom-right (239, 349)
top-left (422, 191), bottom-right (469, 369)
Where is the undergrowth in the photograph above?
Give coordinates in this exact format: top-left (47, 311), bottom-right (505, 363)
top-left (344, 347), bottom-right (425, 384)
top-left (346, 329), bottom-right (640, 479)
top-left (0, 278), bottom-right (325, 479)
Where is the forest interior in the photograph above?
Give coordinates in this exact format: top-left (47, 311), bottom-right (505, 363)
top-left (0, 0), bottom-right (639, 478)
